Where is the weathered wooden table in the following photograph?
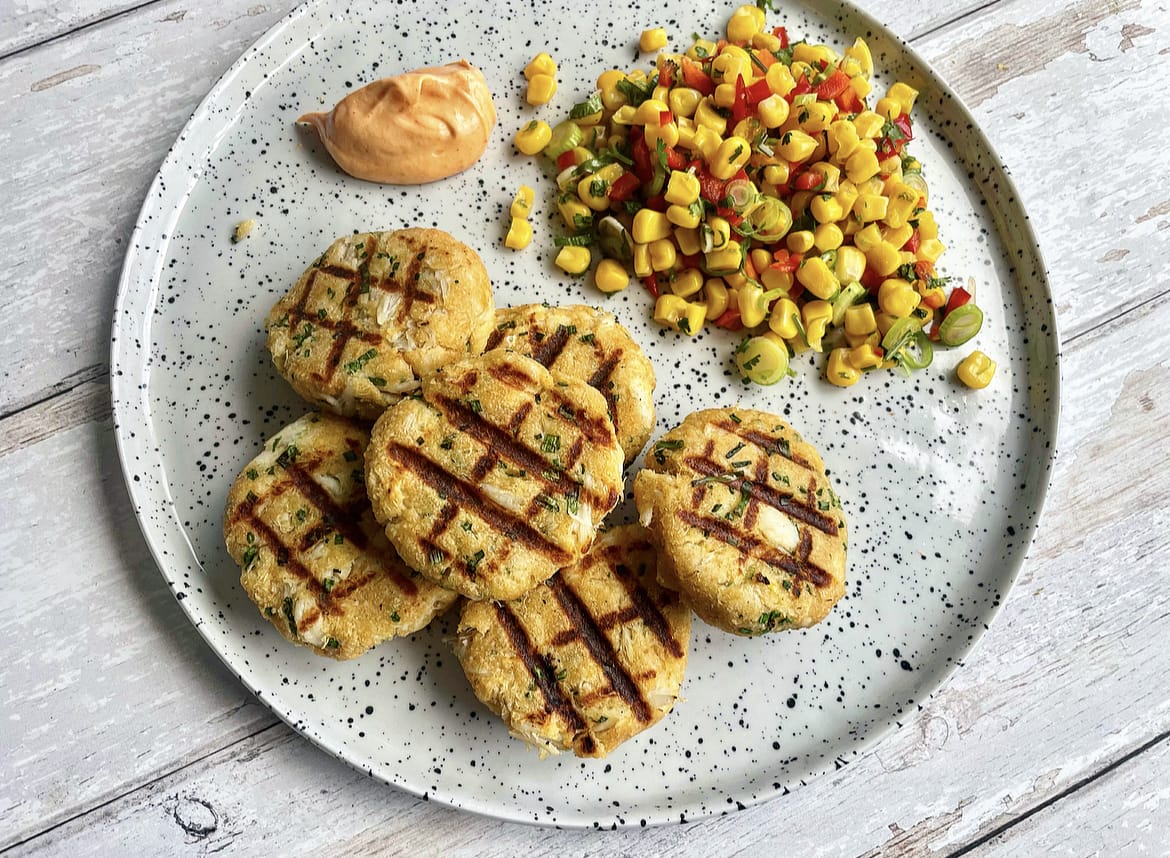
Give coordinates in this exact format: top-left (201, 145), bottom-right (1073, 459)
top-left (2, 0), bottom-right (1167, 854)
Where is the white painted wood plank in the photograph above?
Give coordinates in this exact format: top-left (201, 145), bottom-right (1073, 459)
top-left (0, 0), bottom-right (146, 58)
top-left (0, 0), bottom-right (1157, 414)
top-left (971, 736), bottom-right (1170, 857)
top-left (8, 260), bottom-right (1169, 856)
top-left (0, 415), bottom-right (276, 851)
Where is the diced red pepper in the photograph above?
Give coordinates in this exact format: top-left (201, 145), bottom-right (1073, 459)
top-left (664, 144), bottom-right (687, 170)
top-left (771, 249), bottom-right (802, 273)
top-left (793, 170), bottom-right (826, 191)
top-left (773, 26), bottom-right (789, 49)
top-left (695, 165), bottom-right (727, 203)
top-left (556, 150), bottom-right (576, 172)
top-left (681, 58), bottom-right (715, 95)
top-left (789, 75), bottom-right (812, 98)
top-left (715, 308), bottom-right (743, 330)
top-left (816, 69), bottom-right (851, 101)
top-left (630, 129), bottom-right (653, 183)
top-left (861, 266), bottom-right (884, 292)
top-left (608, 172), bottom-right (641, 203)
top-left (658, 62), bottom-right (675, 88)
top-left (680, 253), bottom-right (703, 270)
top-left (903, 229), bottom-right (921, 253)
top-left (660, 110), bottom-right (673, 127)
top-left (914, 260), bottom-right (935, 281)
top-left (835, 86), bottom-right (864, 114)
top-left (643, 194), bottom-right (668, 212)
top-left (787, 282), bottom-right (805, 300)
top-left (642, 275), bottom-right (660, 298)
top-left (731, 76), bottom-right (752, 124)
top-left (745, 78), bottom-right (773, 107)
top-left (945, 286), bottom-right (973, 317)
top-left (894, 113), bottom-right (913, 142)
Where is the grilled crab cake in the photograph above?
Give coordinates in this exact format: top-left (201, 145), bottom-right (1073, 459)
top-left (633, 408), bottom-right (847, 636)
top-left (484, 304), bottom-right (655, 465)
top-left (224, 412), bottom-right (458, 659)
top-left (365, 350), bottom-right (624, 602)
top-left (454, 524), bottom-right (690, 758)
top-left (266, 228), bottom-right (493, 420)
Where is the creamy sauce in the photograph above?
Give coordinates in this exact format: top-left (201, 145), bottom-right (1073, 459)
top-left (298, 60), bottom-right (496, 185)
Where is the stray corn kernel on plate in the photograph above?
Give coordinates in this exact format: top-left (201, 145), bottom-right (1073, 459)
top-left (111, 0), bottom-right (1059, 828)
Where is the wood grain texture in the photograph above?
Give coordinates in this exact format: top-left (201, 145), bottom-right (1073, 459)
top-left (0, 0), bottom-right (147, 58)
top-left (2, 0), bottom-right (1169, 853)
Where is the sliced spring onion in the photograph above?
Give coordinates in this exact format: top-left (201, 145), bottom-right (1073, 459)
top-left (724, 179), bottom-right (759, 214)
top-left (545, 120), bottom-right (584, 158)
top-left (735, 336), bottom-right (790, 385)
top-left (881, 316), bottom-right (922, 356)
top-left (596, 216), bottom-right (634, 263)
top-left (738, 195), bottom-right (792, 242)
top-left (898, 330), bottom-right (934, 371)
top-left (938, 303), bottom-right (983, 346)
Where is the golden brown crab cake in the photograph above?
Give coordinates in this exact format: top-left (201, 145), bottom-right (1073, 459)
top-left (364, 350), bottom-right (624, 602)
top-left (484, 304), bottom-right (656, 465)
top-left (633, 408), bottom-right (847, 636)
top-left (266, 228), bottom-right (493, 420)
top-left (224, 412), bottom-right (458, 659)
top-left (453, 524), bottom-right (690, 758)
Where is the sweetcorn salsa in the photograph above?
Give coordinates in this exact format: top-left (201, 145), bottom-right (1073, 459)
top-left (519, 5), bottom-right (986, 386)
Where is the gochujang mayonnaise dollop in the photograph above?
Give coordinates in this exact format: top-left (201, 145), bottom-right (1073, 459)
top-left (298, 60), bottom-right (496, 185)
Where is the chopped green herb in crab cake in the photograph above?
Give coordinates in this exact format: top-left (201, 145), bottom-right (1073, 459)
top-left (633, 407), bottom-right (847, 636)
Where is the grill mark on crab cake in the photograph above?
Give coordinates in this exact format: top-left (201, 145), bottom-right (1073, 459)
top-left (430, 396), bottom-right (613, 509)
top-left (493, 601), bottom-right (589, 739)
top-left (382, 442), bottom-right (574, 567)
top-left (547, 576), bottom-right (654, 723)
top-left (716, 419), bottom-right (816, 472)
top-left (674, 509), bottom-right (832, 588)
top-left (683, 454), bottom-right (838, 536)
top-left (611, 562), bottom-right (687, 659)
top-left (527, 323), bottom-right (575, 368)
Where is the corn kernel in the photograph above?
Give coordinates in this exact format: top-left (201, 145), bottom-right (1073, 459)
top-left (644, 120), bottom-right (680, 150)
top-left (852, 224), bottom-right (883, 253)
top-left (654, 293), bottom-right (689, 327)
top-left (803, 300), bottom-right (833, 350)
top-left (847, 343), bottom-right (883, 370)
top-left (846, 329), bottom-right (881, 349)
top-left (866, 240), bottom-right (903, 277)
top-left (844, 37), bottom-right (873, 75)
top-left (633, 98), bottom-right (670, 126)
top-left (704, 277), bottom-right (730, 318)
top-left (883, 222), bottom-right (914, 251)
top-left (874, 96), bottom-right (901, 120)
top-left (714, 82), bottom-right (739, 110)
top-left (760, 265), bottom-right (793, 294)
top-left (514, 120), bottom-right (552, 155)
top-left (777, 129), bottom-right (818, 162)
top-left (849, 73), bottom-right (872, 100)
top-left (704, 216), bottom-right (732, 249)
top-left (632, 209), bottom-right (673, 243)
top-left (690, 125), bottom-right (722, 160)
top-left (694, 98), bottom-right (728, 136)
top-left (853, 192), bottom-right (889, 222)
top-left (844, 303), bottom-right (877, 336)
top-left (610, 105), bottom-right (639, 126)
top-left (916, 210), bottom-right (939, 241)
top-left (813, 222), bottom-right (844, 252)
top-left (917, 238), bottom-right (946, 263)
top-left (835, 245), bottom-right (867, 283)
top-left (524, 52), bottom-right (557, 79)
top-left (765, 63), bottom-right (796, 97)
top-left (669, 87), bottom-right (703, 118)
top-left (555, 245), bottom-right (591, 274)
top-left (504, 217), bottom-right (532, 250)
top-left (763, 163), bottom-right (790, 186)
top-left (665, 171), bottom-right (701, 206)
top-left (510, 185), bottom-right (535, 219)
top-left (874, 311), bottom-right (897, 338)
top-left (769, 297), bottom-right (801, 338)
top-left (810, 194), bottom-right (844, 224)
top-left (797, 101), bottom-right (837, 134)
top-left (557, 196), bottom-right (592, 231)
top-left (796, 256), bottom-right (840, 300)
top-left (632, 242), bottom-right (652, 278)
top-left (724, 271), bottom-right (748, 289)
top-left (852, 111), bottom-right (885, 139)
top-left (526, 74), bottom-right (557, 106)
top-left (827, 348), bottom-right (861, 386)
top-left (845, 147), bottom-right (880, 183)
top-left (710, 136), bottom-right (752, 180)
top-left (886, 81), bottom-right (919, 114)
top-left (640, 27), bottom-right (668, 52)
top-left (705, 241), bottom-right (743, 273)
top-left (679, 300), bottom-right (707, 335)
top-left (667, 203), bottom-right (701, 229)
top-left (957, 351), bottom-right (996, 389)
top-left (688, 38), bottom-right (718, 61)
top-left (750, 248), bottom-right (773, 274)
top-left (594, 258), bottom-right (630, 293)
top-left (675, 226), bottom-right (702, 256)
top-left (785, 231), bottom-right (814, 255)
top-left (597, 70), bottom-right (627, 111)
top-left (727, 4), bottom-right (766, 41)
top-left (883, 182), bottom-right (920, 229)
top-left (756, 94), bottom-right (790, 129)
top-left (671, 267), bottom-right (704, 298)
top-left (878, 278), bottom-right (920, 317)
top-left (649, 238), bottom-right (677, 271)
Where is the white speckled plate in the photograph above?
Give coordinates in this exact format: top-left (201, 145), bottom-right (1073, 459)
top-left (111, 0), bottom-right (1059, 828)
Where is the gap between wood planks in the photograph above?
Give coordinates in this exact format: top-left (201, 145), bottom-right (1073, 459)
top-left (0, 721), bottom-right (284, 855)
top-left (0, 0), bottom-right (160, 63)
top-left (946, 728), bottom-right (1170, 856)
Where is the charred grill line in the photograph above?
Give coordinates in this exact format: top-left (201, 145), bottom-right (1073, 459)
top-left (548, 576), bottom-right (653, 723)
top-left (545, 390), bottom-right (614, 447)
top-left (675, 509), bottom-right (832, 588)
top-left (493, 601), bottom-right (587, 733)
top-left (431, 396), bottom-right (608, 509)
top-left (507, 400), bottom-right (533, 437)
top-left (527, 323), bottom-right (575, 368)
top-left (586, 350), bottom-right (623, 426)
top-left (384, 443), bottom-right (573, 565)
top-left (611, 561), bottom-right (686, 659)
top-left (683, 455), bottom-right (838, 535)
top-left (483, 327), bottom-right (507, 352)
top-left (742, 457), bottom-right (771, 531)
top-left (718, 421), bottom-right (814, 471)
top-left (485, 362), bottom-right (539, 392)
top-left (282, 463), bottom-right (371, 549)
top-left (395, 246), bottom-right (429, 325)
top-left (563, 435), bottom-right (586, 471)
